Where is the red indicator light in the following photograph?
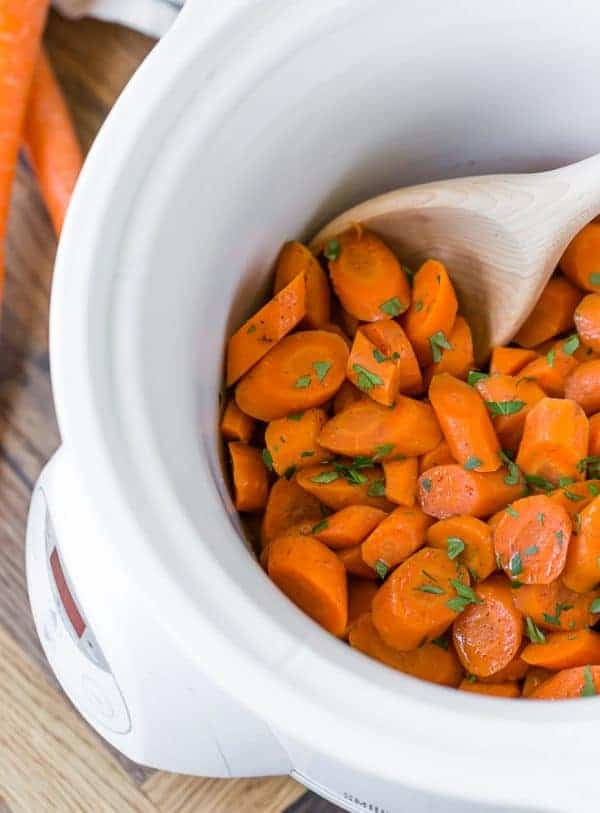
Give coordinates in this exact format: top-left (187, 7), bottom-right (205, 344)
top-left (49, 548), bottom-right (86, 638)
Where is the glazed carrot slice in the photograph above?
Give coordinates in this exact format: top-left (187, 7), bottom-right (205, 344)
top-left (487, 510), bottom-right (504, 535)
top-left (318, 396), bottom-right (442, 459)
top-left (268, 532), bottom-right (348, 636)
top-left (235, 330), bottom-right (348, 420)
top-left (371, 547), bottom-right (470, 651)
top-left (494, 495), bottom-right (571, 585)
top-left (404, 260), bottom-right (458, 366)
top-left (346, 328), bottom-right (400, 407)
top-left (220, 397), bottom-right (256, 443)
top-left (345, 581), bottom-right (379, 637)
top-left (361, 506), bottom-right (432, 572)
top-left (511, 579), bottom-right (600, 631)
top-left (383, 458), bottom-right (418, 506)
top-left (513, 276), bottom-right (581, 348)
top-left (326, 228), bottom-right (410, 322)
top-left (333, 380), bottom-right (363, 414)
top-left (547, 480), bottom-right (600, 519)
top-left (562, 495), bottom-right (600, 592)
top-left (349, 613), bottom-right (463, 687)
top-left (475, 373), bottom-right (546, 453)
top-left (321, 322), bottom-right (352, 348)
top-left (335, 305), bottom-right (360, 338)
top-left (459, 680), bottom-right (520, 698)
top-left (363, 319), bottom-right (423, 395)
top-left (564, 358), bottom-right (600, 415)
top-left (518, 341), bottom-right (578, 397)
top-left (419, 439), bottom-right (456, 473)
top-left (228, 442), bottom-right (269, 512)
top-left (516, 397), bottom-right (589, 484)
top-left (522, 667), bottom-right (553, 697)
top-left (522, 629), bottom-right (600, 671)
top-left (261, 476), bottom-right (323, 546)
top-left (559, 222), bottom-right (600, 292)
top-left (337, 544), bottom-right (377, 580)
top-left (574, 293), bottom-right (600, 353)
top-left (295, 463), bottom-right (393, 511)
top-left (489, 347), bottom-right (539, 377)
top-left (589, 413), bottom-right (600, 456)
top-left (426, 515), bottom-right (495, 582)
top-left (418, 465), bottom-right (525, 519)
top-left (478, 648), bottom-right (529, 683)
top-left (572, 342), bottom-right (599, 363)
top-left (264, 408), bottom-right (328, 476)
top-left (273, 241), bottom-right (331, 328)
top-left (530, 665), bottom-right (600, 699)
top-left (24, 48), bottom-right (83, 235)
top-left (314, 505), bottom-right (387, 550)
top-left (429, 374), bottom-right (501, 472)
top-left (423, 316), bottom-right (474, 386)
top-left (226, 274), bottom-right (306, 385)
top-left (452, 575), bottom-right (523, 678)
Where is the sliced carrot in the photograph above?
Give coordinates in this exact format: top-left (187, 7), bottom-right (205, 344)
top-left (489, 347), bottom-right (539, 377)
top-left (530, 665), bottom-right (600, 699)
top-left (349, 613), bottom-right (463, 687)
top-left (314, 505), bottom-right (387, 550)
top-left (513, 276), bottom-right (581, 348)
top-left (426, 515), bottom-right (495, 582)
top-left (574, 293), bottom-right (600, 353)
top-left (321, 322), bottom-right (352, 348)
top-left (273, 241), bottom-right (330, 328)
top-left (371, 547), bottom-right (470, 651)
top-left (459, 680), bottom-right (520, 697)
top-left (518, 341), bottom-right (578, 398)
top-left (337, 544), bottom-right (377, 580)
top-left (261, 476), bottom-right (323, 546)
top-left (345, 581), bottom-right (379, 637)
top-left (562, 495), bottom-right (600, 592)
top-left (364, 319), bottom-right (422, 395)
top-left (326, 228), bottom-right (410, 322)
top-left (478, 648), bottom-right (529, 683)
top-left (522, 629), bottom-right (600, 671)
top-left (333, 380), bottom-right (363, 414)
top-left (220, 397), bottom-right (256, 443)
top-left (452, 575), bottom-right (523, 678)
top-left (511, 579), bottom-right (600, 631)
top-left (493, 495), bottom-right (571, 585)
top-left (268, 532), bottom-right (347, 636)
top-left (361, 506), bottom-right (432, 571)
top-left (383, 458), bottom-right (418, 506)
top-left (547, 480), bottom-right (600, 519)
top-left (264, 408), bottom-right (328, 476)
top-left (318, 396), bottom-right (442, 459)
top-left (403, 260), bottom-right (458, 366)
top-left (419, 439), bottom-right (456, 473)
top-left (226, 274), bottom-right (306, 385)
top-left (336, 305), bottom-right (360, 338)
top-left (295, 463), bottom-right (393, 511)
top-left (564, 358), bottom-right (600, 415)
top-left (228, 442), bottom-right (269, 512)
top-left (522, 667), bottom-right (553, 697)
top-left (418, 465), bottom-right (525, 519)
top-left (423, 316), bottom-right (474, 386)
top-left (428, 374), bottom-right (501, 472)
top-left (487, 510), bottom-right (504, 535)
top-left (475, 373), bottom-right (546, 453)
top-left (346, 328), bottom-right (400, 407)
top-left (235, 330), bottom-right (348, 420)
top-left (24, 48), bottom-right (83, 235)
top-left (589, 413), bottom-right (600, 456)
top-left (516, 397), bottom-right (589, 484)
top-left (559, 222), bottom-right (600, 292)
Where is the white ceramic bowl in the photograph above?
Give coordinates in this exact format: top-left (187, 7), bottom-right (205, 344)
top-left (49, 2), bottom-right (600, 809)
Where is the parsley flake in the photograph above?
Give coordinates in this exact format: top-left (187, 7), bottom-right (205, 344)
top-left (499, 450), bottom-right (521, 485)
top-left (246, 324), bottom-right (257, 334)
top-left (542, 602), bottom-right (573, 626)
top-left (485, 400), bottom-right (525, 416)
top-left (447, 537), bottom-right (465, 560)
top-left (524, 474), bottom-right (554, 492)
top-left (421, 478), bottom-right (432, 493)
top-left (429, 330), bottom-right (453, 363)
top-left (582, 665), bottom-right (597, 697)
top-left (374, 559), bottom-right (389, 580)
top-left (284, 465), bottom-right (296, 480)
top-left (352, 364), bottom-right (383, 392)
top-left (367, 479), bottom-right (386, 497)
top-left (287, 412), bottom-right (304, 421)
top-left (590, 272), bottom-right (600, 287)
top-left (380, 297), bottom-right (406, 317)
top-left (311, 519), bottom-right (328, 534)
top-left (591, 598), bottom-right (600, 614)
top-left (300, 450), bottom-right (315, 458)
top-left (416, 584), bottom-right (445, 595)
top-left (414, 299), bottom-right (424, 312)
top-left (563, 334), bottom-right (580, 355)
top-left (510, 552), bottom-right (523, 576)
top-left (525, 616), bottom-right (546, 644)
top-left (467, 370), bottom-right (489, 386)
top-left (464, 456), bottom-right (482, 471)
top-left (546, 349), bottom-right (556, 367)
top-left (313, 360), bottom-right (332, 383)
top-left (524, 545), bottom-right (539, 556)
top-left (555, 529), bottom-right (564, 546)
top-left (537, 512), bottom-right (545, 526)
top-left (310, 470), bottom-right (338, 484)
top-left (431, 635), bottom-right (449, 650)
top-left (324, 239), bottom-right (341, 261)
top-left (446, 580), bottom-right (482, 612)
top-left (590, 483), bottom-right (600, 497)
top-left (506, 505), bottom-right (519, 518)
top-left (295, 375), bottom-right (311, 389)
top-left (261, 449), bottom-right (273, 471)
top-left (565, 490), bottom-right (584, 502)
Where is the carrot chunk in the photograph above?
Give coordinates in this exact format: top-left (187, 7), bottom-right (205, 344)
top-left (459, 680), bottom-right (520, 697)
top-left (333, 380), bottom-right (363, 414)
top-left (418, 465), bottom-right (525, 519)
top-left (383, 458), bottom-right (418, 506)
top-left (522, 629), bottom-right (600, 670)
top-left (574, 293), bottom-right (600, 353)
top-left (511, 579), bottom-right (600, 631)
top-left (589, 413), bottom-right (600, 456)
top-left (564, 358), bottom-right (600, 415)
top-left (522, 667), bottom-right (553, 697)
top-left (268, 532), bottom-right (348, 636)
top-left (327, 228), bottom-right (410, 322)
top-left (559, 222), bottom-right (600, 292)
top-left (513, 276), bottom-right (581, 348)
top-left (530, 665), bottom-right (600, 699)
top-left (337, 544), bottom-right (377, 580)
top-left (518, 341), bottom-right (578, 397)
top-left (547, 480), bottom-right (600, 520)
top-left (265, 408), bottom-right (328, 476)
top-left (429, 373), bottom-right (501, 472)
top-left (261, 477), bottom-right (323, 546)
top-left (361, 506), bottom-right (432, 572)
top-left (345, 581), bottom-right (379, 637)
top-left (475, 374), bottom-right (545, 453)
top-left (314, 505), bottom-right (387, 550)
top-left (220, 397), bottom-right (256, 443)
top-left (346, 327), bottom-right (400, 407)
top-left (489, 347), bottom-right (539, 377)
top-left (562, 495), bottom-right (600, 592)
top-left (227, 274), bottom-right (306, 385)
top-left (478, 648), bottom-right (529, 683)
top-left (419, 439), bottom-right (456, 473)
top-left (404, 260), bottom-right (458, 366)
top-left (426, 515), bottom-right (495, 582)
top-left (423, 316), bottom-right (474, 385)
top-left (228, 442), bottom-right (269, 512)
top-left (273, 241), bottom-right (331, 328)
top-left (295, 463), bottom-right (392, 511)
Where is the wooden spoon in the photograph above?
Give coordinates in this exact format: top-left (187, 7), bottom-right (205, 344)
top-left (310, 154), bottom-right (600, 361)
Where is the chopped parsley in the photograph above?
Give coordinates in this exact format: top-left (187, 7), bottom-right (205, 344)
top-left (464, 456), bottom-right (482, 471)
top-left (564, 490), bottom-right (584, 502)
top-left (374, 443), bottom-right (395, 459)
top-left (421, 478), bottom-right (432, 492)
top-left (537, 512), bottom-right (545, 526)
top-left (429, 330), bottom-right (453, 363)
top-left (246, 324), bottom-right (257, 334)
top-left (416, 584), bottom-right (445, 595)
top-left (467, 370), bottom-right (489, 386)
top-left (590, 598), bottom-right (600, 614)
top-left (367, 479), bottom-right (386, 497)
top-left (524, 473), bottom-right (554, 492)
top-left (542, 602), bottom-right (573, 626)
top-left (590, 483), bottom-right (600, 497)
top-left (294, 375), bottom-right (311, 389)
top-left (447, 537), bottom-right (465, 560)
top-left (524, 545), bottom-right (539, 556)
top-left (577, 456), bottom-right (600, 479)
top-left (485, 400), bottom-right (525, 416)
top-left (559, 476), bottom-right (576, 487)
top-left (590, 272), bottom-right (600, 287)
top-left (352, 364), bottom-right (383, 391)
top-left (499, 450), bottom-right (521, 485)
top-left (310, 470), bottom-right (338, 484)
top-left (446, 580), bottom-right (482, 612)
top-left (555, 529), bottom-right (564, 547)
top-left (546, 349), bottom-right (556, 368)
top-left (261, 449), bottom-right (273, 471)
top-left (562, 334), bottom-right (580, 355)
top-left (324, 239), bottom-right (341, 261)
top-left (313, 360), bottom-right (332, 383)
top-left (414, 299), bottom-right (424, 312)
top-left (311, 519), bottom-right (328, 534)
top-left (525, 617), bottom-right (546, 644)
top-left (505, 505), bottom-right (519, 518)
top-left (284, 465), bottom-right (296, 480)
top-left (287, 411), bottom-right (304, 421)
top-left (582, 665), bottom-right (597, 697)
top-left (510, 552), bottom-right (523, 576)
top-left (300, 450), bottom-right (315, 458)
top-left (374, 559), bottom-right (389, 580)
top-left (379, 297), bottom-right (406, 317)
top-left (431, 635), bottom-right (449, 650)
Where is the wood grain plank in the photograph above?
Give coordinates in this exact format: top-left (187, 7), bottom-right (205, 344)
top-left (0, 624), bottom-right (158, 813)
top-left (284, 792), bottom-right (344, 813)
top-left (141, 772), bottom-right (305, 813)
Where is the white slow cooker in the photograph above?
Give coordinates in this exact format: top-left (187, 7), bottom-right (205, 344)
top-left (25, 2), bottom-right (600, 811)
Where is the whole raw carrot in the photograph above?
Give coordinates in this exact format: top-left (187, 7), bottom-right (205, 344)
top-left (0, 0), bottom-right (50, 296)
top-left (23, 48), bottom-right (82, 235)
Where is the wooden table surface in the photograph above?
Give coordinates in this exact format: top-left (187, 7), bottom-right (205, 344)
top-left (0, 12), bottom-right (341, 813)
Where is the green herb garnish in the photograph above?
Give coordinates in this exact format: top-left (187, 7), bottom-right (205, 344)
top-left (447, 537), bottom-right (465, 560)
top-left (510, 552), bottom-right (523, 576)
top-left (374, 559), bottom-right (389, 580)
top-left (262, 449), bottom-right (273, 471)
top-left (311, 519), bottom-right (328, 534)
top-left (524, 473), bottom-right (554, 492)
top-left (464, 456), bottom-right (482, 471)
top-left (287, 411), bottom-right (304, 421)
top-left (590, 598), bottom-right (600, 614)
top-left (555, 529), bottom-right (564, 546)
top-left (380, 297), bottom-right (406, 317)
top-left (310, 470), bottom-right (338, 484)
top-left (431, 635), bottom-right (449, 650)
top-left (546, 349), bottom-right (555, 368)
top-left (324, 239), bottom-right (341, 261)
top-left (313, 360), bottom-right (332, 383)
top-left (246, 324), bottom-right (257, 334)
top-left (506, 505), bottom-right (519, 518)
top-left (422, 478), bottom-right (432, 492)
top-left (590, 272), bottom-right (600, 287)
top-left (429, 330), bottom-right (453, 363)
top-left (417, 584), bottom-right (445, 595)
top-left (300, 450), bottom-right (315, 458)
top-left (524, 545), bottom-right (539, 556)
top-left (537, 512), bottom-right (545, 526)
top-left (525, 617), bottom-right (546, 644)
top-left (467, 370), bottom-right (489, 386)
top-left (446, 580), bottom-right (482, 613)
top-left (562, 334), bottom-right (580, 356)
top-left (294, 375), bottom-right (311, 389)
top-left (367, 479), bottom-right (386, 497)
top-left (414, 299), bottom-right (424, 312)
top-left (284, 465), bottom-right (296, 480)
top-left (582, 665), bottom-right (597, 697)
top-left (352, 364), bottom-right (384, 392)
top-left (542, 602), bottom-right (573, 626)
top-left (485, 400), bottom-right (525, 416)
